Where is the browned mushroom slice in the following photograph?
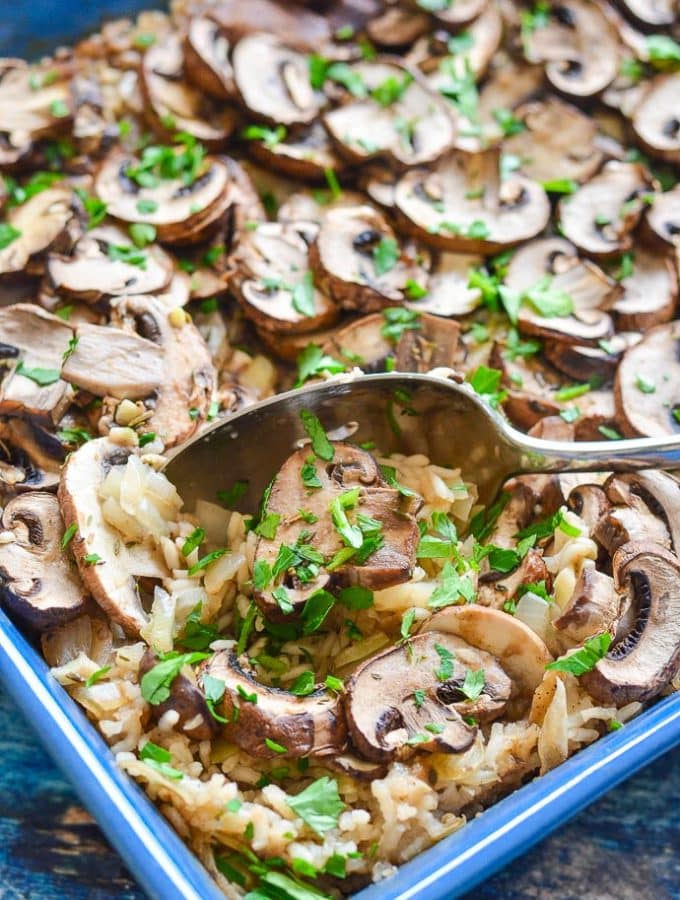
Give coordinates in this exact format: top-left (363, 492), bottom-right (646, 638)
top-left (633, 74), bottom-right (680, 165)
top-left (490, 343), bottom-right (562, 431)
top-left (0, 304), bottom-right (73, 424)
top-left (504, 237), bottom-right (620, 346)
top-left (645, 185), bottom-right (680, 247)
top-left (608, 472), bottom-right (680, 555)
top-left (0, 60), bottom-right (72, 166)
top-left (310, 205), bottom-right (429, 312)
top-left (140, 649), bottom-right (217, 741)
top-left (0, 417), bottom-right (64, 492)
top-left (321, 314), bottom-right (393, 372)
top-left (183, 15), bottom-right (235, 101)
top-left (232, 34), bottom-right (323, 127)
top-left (200, 649), bottom-right (346, 758)
top-left (594, 479), bottom-right (671, 555)
top-left (207, 0), bottom-right (331, 50)
top-left (323, 60), bottom-right (456, 168)
top-left (345, 632), bottom-right (485, 762)
top-left (612, 246), bottom-right (677, 331)
top-left (581, 543), bottom-right (680, 705)
top-left (617, 0), bottom-right (676, 25)
top-left (46, 225), bottom-right (174, 302)
top-left (246, 123), bottom-right (343, 182)
top-left (230, 222), bottom-right (338, 334)
top-left (543, 332), bottom-right (637, 382)
top-left (522, 0), bottom-right (619, 98)
top-left (395, 150), bottom-right (550, 253)
top-left (572, 389), bottom-right (619, 441)
top-left (614, 321), bottom-right (680, 437)
top-left (366, 5), bottom-right (430, 47)
top-left (567, 483), bottom-right (610, 533)
top-left (140, 33), bottom-right (238, 148)
top-left (110, 295), bottom-right (216, 448)
top-left (0, 492), bottom-right (89, 630)
top-left (0, 185), bottom-right (76, 277)
top-left (559, 162), bottom-right (655, 259)
top-left (408, 0), bottom-right (488, 30)
top-left (61, 323), bottom-right (163, 400)
top-left (394, 313), bottom-right (462, 372)
top-left (503, 98), bottom-right (603, 185)
top-left (553, 566), bottom-right (621, 645)
top-left (411, 252), bottom-right (483, 317)
top-left (253, 442), bottom-right (420, 618)
top-left (421, 4), bottom-right (503, 87)
top-left (95, 151), bottom-right (235, 246)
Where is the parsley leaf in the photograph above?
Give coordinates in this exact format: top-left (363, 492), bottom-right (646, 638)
top-left (428, 562), bottom-right (476, 608)
top-left (241, 123), bottom-right (287, 148)
top-left (301, 455), bottom-right (323, 490)
top-left (373, 237), bottom-right (399, 276)
top-left (291, 671), bottom-right (316, 696)
top-left (140, 652), bottom-right (210, 705)
top-left (291, 271), bottom-right (316, 318)
top-left (300, 409), bottom-right (334, 461)
top-left (139, 741), bottom-right (183, 780)
top-left (547, 633), bottom-right (612, 675)
top-left (295, 344), bottom-right (345, 387)
top-left (460, 668), bottom-right (485, 701)
top-left (523, 275), bottom-right (574, 318)
top-left (286, 777), bottom-right (345, 835)
top-left (434, 643), bottom-right (455, 680)
top-left (15, 361), bottom-right (61, 386)
top-left (381, 307), bottom-right (421, 342)
top-left (178, 602), bottom-right (219, 651)
top-left (85, 665), bottom-right (111, 688)
top-left (217, 480), bottom-right (249, 508)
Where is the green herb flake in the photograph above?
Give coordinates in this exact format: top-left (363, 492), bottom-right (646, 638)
top-left (547, 633), bottom-right (612, 676)
top-left (291, 271), bottom-right (316, 318)
top-left (241, 123), bottom-right (287, 149)
top-left (400, 608), bottom-right (417, 641)
top-left (60, 523), bottom-right (78, 550)
top-left (460, 668), bottom-right (485, 701)
top-left (85, 665), bottom-right (111, 688)
top-left (286, 776), bottom-right (345, 835)
top-left (182, 527), bottom-right (205, 557)
top-left (542, 178), bottom-right (578, 195)
top-left (217, 480), bottom-right (249, 508)
top-left (187, 548), bottom-right (228, 576)
top-left (139, 741), bottom-right (184, 780)
top-left (0, 224), bottom-right (22, 250)
top-left (300, 409), bottom-right (334, 461)
top-left (290, 671), bottom-right (316, 697)
top-left (381, 307), bottom-right (421, 342)
top-left (434, 642), bottom-right (455, 681)
top-left (140, 652), bottom-right (210, 705)
top-left (635, 374), bottom-right (656, 394)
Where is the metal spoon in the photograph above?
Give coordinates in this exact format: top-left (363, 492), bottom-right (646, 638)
top-left (164, 372), bottom-right (680, 509)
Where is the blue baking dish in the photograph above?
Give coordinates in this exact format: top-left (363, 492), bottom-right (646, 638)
top-left (2, 3), bottom-right (680, 899)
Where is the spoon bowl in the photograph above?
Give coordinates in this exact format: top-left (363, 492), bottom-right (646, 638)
top-left (165, 373), bottom-right (680, 509)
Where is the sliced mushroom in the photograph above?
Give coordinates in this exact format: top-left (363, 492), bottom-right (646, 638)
top-left (581, 542), bottom-right (680, 705)
top-left (572, 389), bottom-right (619, 441)
top-left (605, 470), bottom-right (680, 554)
top-left (366, 6), bottom-right (430, 47)
top-left (410, 252), bottom-right (483, 317)
top-left (310, 205), bottom-right (429, 312)
top-left (407, 0), bottom-right (488, 30)
top-left (58, 439), bottom-right (159, 635)
top-left (61, 323), bottom-right (163, 400)
top-left (594, 479), bottom-right (671, 555)
top-left (614, 321), bottom-right (680, 437)
top-left (207, 0), bottom-right (331, 50)
top-left (502, 97), bottom-right (603, 184)
top-left (140, 33), bottom-right (237, 148)
top-left (632, 74), bottom-right (680, 165)
top-left (645, 185), bottom-right (680, 247)
top-left (567, 483), bottom-right (610, 534)
top-left (558, 162), bottom-right (654, 258)
top-left (246, 123), bottom-right (343, 182)
top-left (505, 237), bottom-right (619, 346)
top-left (0, 60), bottom-right (72, 166)
top-left (0, 185), bottom-right (76, 277)
top-left (395, 150), bottom-right (550, 253)
top-left (612, 245), bottom-right (677, 331)
top-left (0, 492), bottom-right (89, 630)
top-left (200, 648), bottom-right (346, 758)
top-left (489, 342), bottom-right (562, 431)
top-left (253, 442), bottom-right (420, 617)
top-left (323, 60), bottom-right (456, 168)
top-left (345, 632), bottom-right (484, 762)
top-left (46, 225), bottom-right (175, 302)
top-left (543, 332), bottom-right (638, 383)
top-left (421, 605), bottom-right (553, 698)
top-left (522, 0), bottom-right (619, 98)
top-left (0, 417), bottom-right (64, 492)
top-left (553, 564), bottom-right (622, 645)
top-left (139, 649), bottom-right (217, 741)
top-left (183, 15), bottom-right (236, 101)
top-left (395, 313), bottom-right (462, 372)
top-left (109, 295), bottom-right (216, 448)
top-left (617, 0), bottom-right (676, 25)
top-left (94, 150), bottom-right (234, 245)
top-left (421, 4), bottom-right (503, 89)
top-left (321, 314), bottom-right (393, 372)
top-left (230, 222), bottom-right (339, 334)
top-left (0, 304), bottom-right (73, 424)
top-left (232, 33), bottom-right (324, 127)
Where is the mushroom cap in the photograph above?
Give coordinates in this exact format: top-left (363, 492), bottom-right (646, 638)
top-left (394, 150), bottom-right (550, 253)
top-left (46, 225), bottom-right (175, 301)
top-left (232, 33), bottom-right (324, 127)
top-left (0, 491), bottom-right (89, 630)
top-left (0, 417), bottom-right (64, 492)
top-left (559, 161), bottom-right (654, 258)
top-left (200, 648), bottom-right (347, 758)
top-left (0, 185), bottom-right (76, 276)
top-left (310, 204), bottom-right (429, 312)
top-left (645, 184), bottom-right (680, 247)
top-left (523, 0), bottom-right (619, 98)
top-left (408, 0), bottom-right (488, 29)
top-left (366, 5), bottom-right (430, 47)
top-left (606, 470), bottom-right (680, 555)
top-left (553, 565), bottom-right (621, 645)
top-left (345, 631), bottom-right (487, 762)
top-left (140, 33), bottom-right (238, 147)
top-left (581, 542), bottom-right (680, 705)
top-left (207, 0), bottom-right (331, 49)
top-left (247, 123), bottom-right (343, 183)
top-left (504, 237), bottom-right (619, 346)
top-left (94, 150), bottom-right (233, 245)
top-left (230, 221), bottom-right (339, 334)
top-left (422, 3), bottom-right (503, 89)
top-left (411, 252), bottom-right (482, 317)
top-left (253, 442), bottom-right (420, 617)
top-left (182, 15), bottom-right (236, 101)
top-left (612, 245), bottom-right (677, 332)
top-left (321, 313), bottom-right (393, 371)
top-left (323, 60), bottom-right (456, 169)
top-left (619, 0), bottom-right (676, 25)
top-left (503, 97), bottom-right (603, 184)
top-left (614, 321), bottom-right (680, 437)
top-left (632, 74), bottom-right (680, 165)
top-left (421, 605), bottom-right (553, 698)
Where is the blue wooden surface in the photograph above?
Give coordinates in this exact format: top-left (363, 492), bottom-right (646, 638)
top-left (0, 684), bottom-right (678, 898)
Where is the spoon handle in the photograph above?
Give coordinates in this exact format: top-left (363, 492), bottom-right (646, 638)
top-left (512, 431), bottom-right (680, 474)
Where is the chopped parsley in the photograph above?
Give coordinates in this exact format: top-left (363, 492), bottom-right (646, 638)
top-left (295, 344), bottom-right (346, 387)
top-left (140, 652), bottom-right (210, 705)
top-left (300, 409), bottom-right (334, 461)
top-left (178, 602), bottom-right (220, 651)
top-left (371, 72), bottom-right (413, 107)
top-left (547, 633), bottom-right (612, 676)
top-left (129, 222), bottom-right (156, 248)
top-left (373, 237), bottom-right (399, 276)
top-left (460, 668), bottom-right (486, 701)
top-left (428, 562), bottom-right (476, 608)
top-left (400, 608), bottom-right (417, 641)
top-left (15, 361), bottom-right (61, 387)
top-left (85, 665), bottom-right (111, 687)
top-left (290, 671), bottom-right (316, 697)
top-left (203, 674), bottom-right (228, 723)
top-left (255, 514), bottom-right (281, 540)
top-left (187, 548), bottom-right (228, 576)
top-left (139, 741), bottom-right (183, 780)
top-left (434, 643), bottom-right (455, 681)
top-left (291, 271), bottom-right (316, 318)
top-left (107, 243), bottom-right (147, 269)
top-left (241, 123), bottom-right (287, 149)
top-left (301, 455), bottom-right (323, 490)
top-left (286, 777), bottom-right (345, 834)
top-left (381, 307), bottom-right (421, 342)
top-left (0, 224), bottom-right (22, 250)
top-left (217, 480), bottom-right (249, 508)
